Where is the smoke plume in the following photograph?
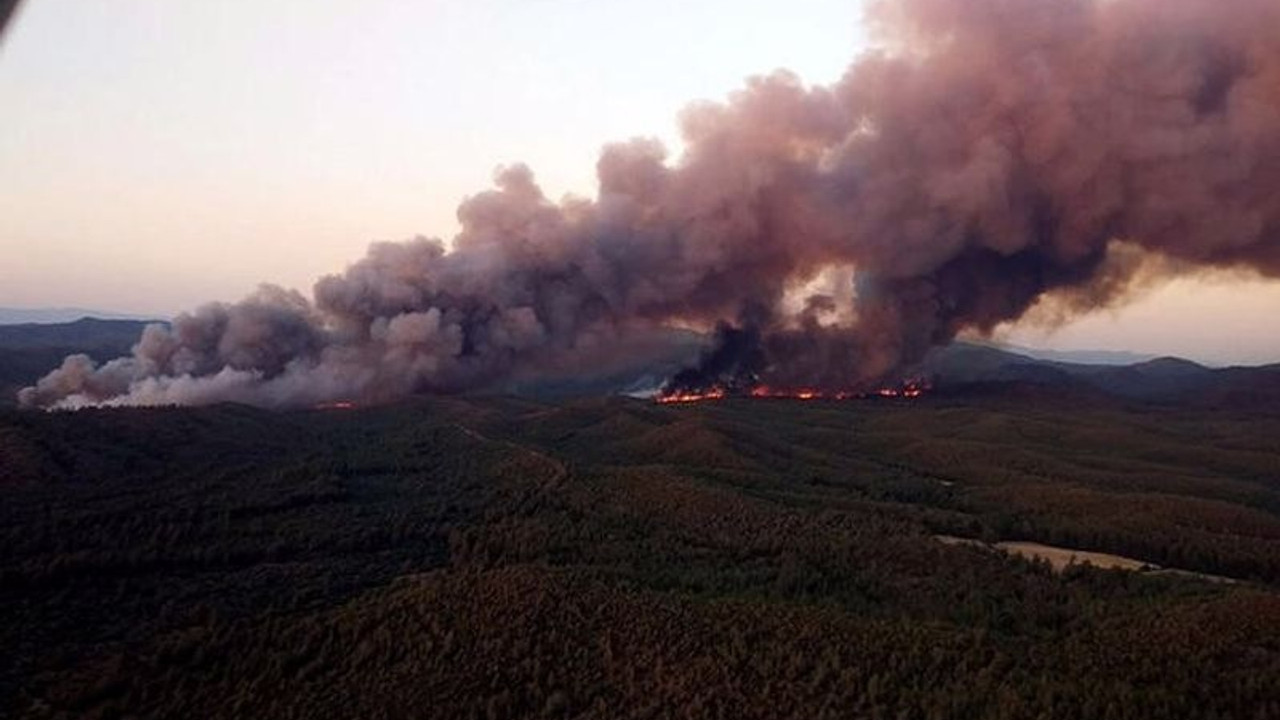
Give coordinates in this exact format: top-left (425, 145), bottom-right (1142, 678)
top-left (21, 0), bottom-right (1280, 408)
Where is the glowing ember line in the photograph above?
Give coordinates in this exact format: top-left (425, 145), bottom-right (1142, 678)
top-left (654, 388), bottom-right (727, 404)
top-left (657, 380), bottom-right (931, 405)
top-left (314, 401), bottom-right (357, 410)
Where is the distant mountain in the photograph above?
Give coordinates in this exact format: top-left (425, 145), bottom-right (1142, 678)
top-left (0, 307), bottom-right (165, 325)
top-left (0, 318), bottom-right (157, 406)
top-left (989, 343), bottom-right (1158, 366)
top-left (915, 343), bottom-right (1076, 385)
top-left (0, 317), bottom-right (158, 351)
top-left (2, 318), bottom-right (1277, 410)
top-left (920, 342), bottom-right (1280, 408)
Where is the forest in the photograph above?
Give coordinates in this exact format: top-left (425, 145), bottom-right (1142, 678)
top-left (3, 388), bottom-right (1280, 719)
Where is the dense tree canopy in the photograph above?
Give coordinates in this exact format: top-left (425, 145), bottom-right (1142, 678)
top-left (3, 392), bottom-right (1279, 718)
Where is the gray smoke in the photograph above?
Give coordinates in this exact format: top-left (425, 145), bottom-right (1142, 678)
top-left (21, 0), bottom-right (1280, 408)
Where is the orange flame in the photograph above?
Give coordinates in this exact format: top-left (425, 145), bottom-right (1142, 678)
top-left (654, 388), bottom-right (728, 404)
top-left (314, 401), bottom-right (357, 410)
top-left (657, 380), bottom-right (930, 404)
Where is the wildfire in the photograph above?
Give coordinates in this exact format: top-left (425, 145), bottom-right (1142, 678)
top-left (875, 383), bottom-right (926, 399)
top-left (750, 386), bottom-right (827, 400)
top-left (314, 401), bottom-right (357, 410)
top-left (654, 388), bottom-right (728, 404)
top-left (656, 380), bottom-right (931, 405)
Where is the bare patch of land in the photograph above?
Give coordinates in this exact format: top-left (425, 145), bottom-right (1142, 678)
top-left (996, 541), bottom-right (1152, 571)
top-left (935, 535), bottom-right (1237, 582)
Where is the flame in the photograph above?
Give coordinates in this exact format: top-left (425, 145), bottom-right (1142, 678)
top-left (654, 388), bottom-right (728, 404)
top-left (749, 385), bottom-right (823, 400)
top-left (657, 380), bottom-right (930, 405)
top-left (314, 401), bottom-right (357, 410)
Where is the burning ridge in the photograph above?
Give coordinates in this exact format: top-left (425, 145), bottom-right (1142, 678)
top-left (655, 380), bottom-right (930, 405)
top-left (20, 0), bottom-right (1280, 409)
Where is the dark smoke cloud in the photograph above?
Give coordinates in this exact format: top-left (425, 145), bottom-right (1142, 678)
top-left (22, 0), bottom-right (1280, 408)
top-left (0, 0), bottom-right (21, 42)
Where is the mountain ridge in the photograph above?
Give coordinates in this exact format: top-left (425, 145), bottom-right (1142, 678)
top-left (1, 317), bottom-right (1277, 408)
top-left (0, 307), bottom-right (167, 325)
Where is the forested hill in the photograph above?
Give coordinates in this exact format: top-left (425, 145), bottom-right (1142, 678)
top-left (0, 317), bottom-right (157, 351)
top-left (0, 318), bottom-right (159, 406)
top-left (3, 393), bottom-right (1280, 718)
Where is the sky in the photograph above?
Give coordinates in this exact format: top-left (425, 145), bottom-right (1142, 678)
top-left (1, 0), bottom-right (1278, 366)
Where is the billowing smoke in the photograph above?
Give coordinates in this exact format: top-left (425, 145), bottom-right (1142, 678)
top-left (21, 0), bottom-right (1280, 408)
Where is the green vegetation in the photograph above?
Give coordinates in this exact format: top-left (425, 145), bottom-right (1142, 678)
top-left (3, 392), bottom-right (1280, 718)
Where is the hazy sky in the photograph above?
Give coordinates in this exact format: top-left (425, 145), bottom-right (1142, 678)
top-left (1, 0), bottom-right (1278, 365)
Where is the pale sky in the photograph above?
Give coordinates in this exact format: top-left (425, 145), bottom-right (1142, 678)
top-left (1, 0), bottom-right (1277, 365)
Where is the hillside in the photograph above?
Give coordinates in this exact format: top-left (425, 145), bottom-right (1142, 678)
top-left (0, 308), bottom-right (161, 325)
top-left (919, 342), bottom-right (1280, 408)
top-left (5, 316), bottom-right (1279, 410)
top-left (3, 394), bottom-right (1280, 717)
top-left (0, 318), bottom-right (159, 406)
top-left (0, 317), bottom-right (160, 351)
